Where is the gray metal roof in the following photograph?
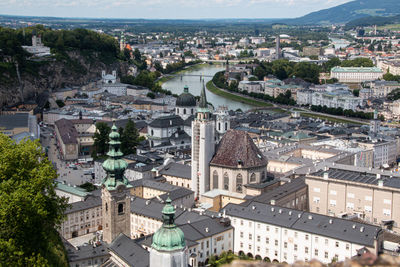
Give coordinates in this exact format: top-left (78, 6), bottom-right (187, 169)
top-left (148, 115), bottom-right (184, 128)
top-left (108, 234), bottom-right (149, 267)
top-left (224, 201), bottom-right (382, 247)
top-left (244, 178), bottom-right (306, 205)
top-left (0, 113), bottom-right (29, 130)
top-left (311, 165), bottom-right (400, 189)
top-left (159, 162), bottom-right (191, 180)
top-left (65, 196), bottom-right (101, 214)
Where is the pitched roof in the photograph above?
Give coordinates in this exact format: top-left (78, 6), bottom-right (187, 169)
top-left (159, 162), bottom-right (191, 180)
top-left (0, 113), bottom-right (29, 130)
top-left (55, 118), bottom-right (78, 145)
top-left (148, 115), bottom-right (184, 128)
top-left (108, 234), bottom-right (149, 267)
top-left (224, 201), bottom-right (382, 247)
top-left (210, 129), bottom-right (267, 168)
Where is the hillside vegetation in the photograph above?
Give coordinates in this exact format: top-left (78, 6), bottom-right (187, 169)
top-left (0, 25), bottom-right (127, 108)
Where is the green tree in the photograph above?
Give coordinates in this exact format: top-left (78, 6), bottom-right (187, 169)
top-left (0, 135), bottom-right (68, 266)
top-left (55, 100), bottom-right (65, 108)
top-left (92, 122), bottom-right (111, 159)
top-left (120, 119), bottom-right (140, 155)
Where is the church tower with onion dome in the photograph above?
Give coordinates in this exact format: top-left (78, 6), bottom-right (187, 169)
top-left (191, 82), bottom-right (215, 199)
top-left (101, 123), bottom-right (133, 244)
top-left (150, 197), bottom-right (188, 267)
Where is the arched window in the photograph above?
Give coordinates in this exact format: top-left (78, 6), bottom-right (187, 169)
top-left (236, 174), bottom-right (243, 193)
top-left (184, 109), bottom-right (186, 115)
top-left (213, 170), bottom-right (219, 189)
top-left (250, 173), bottom-right (256, 183)
top-left (225, 122), bottom-right (228, 131)
top-left (262, 171), bottom-right (266, 182)
top-left (118, 203), bottom-right (124, 215)
top-left (218, 122), bottom-right (221, 131)
top-left (105, 203), bottom-right (108, 212)
top-left (223, 173), bottom-right (229, 190)
top-left (191, 109), bottom-right (194, 114)
top-left (151, 129), bottom-right (154, 136)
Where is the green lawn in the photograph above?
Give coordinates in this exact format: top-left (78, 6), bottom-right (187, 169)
top-left (206, 81), bottom-right (273, 107)
top-left (301, 112), bottom-right (366, 125)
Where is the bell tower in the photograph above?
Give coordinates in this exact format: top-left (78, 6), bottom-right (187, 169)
top-left (191, 83), bottom-right (215, 199)
top-left (101, 123), bottom-right (132, 244)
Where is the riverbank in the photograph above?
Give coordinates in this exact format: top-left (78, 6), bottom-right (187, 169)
top-left (206, 81), bottom-right (273, 108)
top-left (300, 112), bottom-right (366, 125)
top-left (157, 63), bottom-right (215, 86)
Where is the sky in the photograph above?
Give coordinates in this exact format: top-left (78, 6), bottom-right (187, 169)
top-left (0, 0), bottom-right (352, 19)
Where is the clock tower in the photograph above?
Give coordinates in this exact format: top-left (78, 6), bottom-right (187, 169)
top-left (101, 123), bottom-right (132, 244)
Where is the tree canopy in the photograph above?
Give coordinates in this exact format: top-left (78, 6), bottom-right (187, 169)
top-left (92, 122), bottom-right (111, 159)
top-left (0, 134), bottom-right (68, 266)
top-left (119, 119), bottom-right (140, 156)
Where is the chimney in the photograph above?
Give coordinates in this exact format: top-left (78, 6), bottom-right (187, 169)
top-left (323, 172), bottom-right (329, 180)
top-left (378, 180), bottom-right (384, 187)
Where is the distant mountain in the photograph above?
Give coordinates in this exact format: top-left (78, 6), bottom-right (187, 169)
top-left (286, 0), bottom-right (400, 25)
top-left (345, 14), bottom-right (400, 29)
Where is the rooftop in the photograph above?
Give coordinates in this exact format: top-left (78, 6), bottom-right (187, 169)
top-left (159, 162), bottom-right (191, 180)
top-left (55, 118), bottom-right (78, 144)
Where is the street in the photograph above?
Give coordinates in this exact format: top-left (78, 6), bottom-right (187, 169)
top-left (40, 125), bottom-right (94, 186)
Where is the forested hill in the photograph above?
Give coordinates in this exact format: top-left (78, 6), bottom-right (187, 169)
top-left (286, 0), bottom-right (400, 25)
top-left (0, 26), bottom-right (129, 108)
top-left (345, 14), bottom-right (400, 29)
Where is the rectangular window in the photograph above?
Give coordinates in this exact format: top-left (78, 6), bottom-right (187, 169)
top-left (284, 242), bottom-right (287, 248)
top-left (305, 234), bottom-right (309, 240)
top-left (249, 244), bottom-right (252, 250)
top-left (330, 190), bottom-right (337, 195)
top-left (240, 232), bottom-right (243, 238)
top-left (335, 241), bottom-right (339, 248)
top-left (249, 234), bottom-right (252, 240)
top-left (315, 249), bottom-right (318, 256)
top-left (313, 187), bottom-right (321, 193)
top-left (313, 197), bottom-right (320, 203)
top-left (294, 244), bottom-right (298, 251)
top-left (330, 199), bottom-right (337, 206)
top-left (266, 238), bottom-right (269, 244)
top-left (384, 199), bottom-right (391, 205)
top-left (365, 196), bottom-right (372, 201)
top-left (325, 252), bottom-right (328, 259)
top-left (325, 239), bottom-right (328, 245)
top-left (383, 209), bottom-right (391, 216)
top-left (347, 193), bottom-right (355, 198)
top-left (275, 228), bottom-right (278, 234)
top-left (257, 246), bottom-right (260, 252)
top-left (347, 202), bottom-right (354, 209)
top-left (275, 240), bottom-right (278, 246)
top-left (346, 244), bottom-right (350, 250)
top-left (305, 247), bottom-right (309, 254)
top-left (315, 237), bottom-right (318, 243)
top-left (365, 205), bottom-right (372, 212)
top-left (257, 235), bottom-right (260, 242)
top-left (266, 226), bottom-right (269, 231)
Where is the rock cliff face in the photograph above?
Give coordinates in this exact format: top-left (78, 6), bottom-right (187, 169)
top-left (0, 51), bottom-right (129, 108)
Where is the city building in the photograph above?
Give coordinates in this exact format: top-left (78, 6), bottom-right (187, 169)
top-left (305, 164), bottom-right (400, 231)
top-left (0, 112), bottom-right (38, 138)
top-left (54, 118), bottom-right (79, 160)
top-left (225, 200), bottom-right (383, 264)
top-left (330, 67), bottom-right (383, 83)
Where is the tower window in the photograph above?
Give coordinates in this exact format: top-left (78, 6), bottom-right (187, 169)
top-left (236, 174), bottom-right (243, 193)
top-left (118, 203), bottom-right (124, 215)
top-left (184, 109), bottom-right (186, 115)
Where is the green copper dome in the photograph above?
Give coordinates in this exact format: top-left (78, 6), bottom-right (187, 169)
top-left (102, 123), bottom-right (132, 190)
top-left (152, 198), bottom-right (185, 252)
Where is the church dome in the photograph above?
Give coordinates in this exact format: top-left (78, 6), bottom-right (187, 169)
top-left (152, 198), bottom-right (185, 252)
top-left (176, 86), bottom-right (196, 107)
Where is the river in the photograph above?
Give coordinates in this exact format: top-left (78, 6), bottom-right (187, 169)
top-left (162, 64), bottom-right (253, 111)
